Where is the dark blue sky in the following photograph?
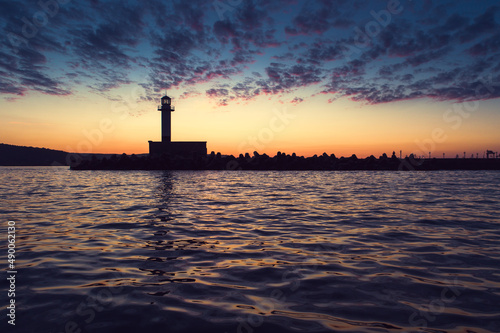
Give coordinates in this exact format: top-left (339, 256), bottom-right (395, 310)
top-left (1, 0), bottom-right (499, 106)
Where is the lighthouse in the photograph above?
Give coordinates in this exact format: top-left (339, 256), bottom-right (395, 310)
top-left (149, 95), bottom-right (207, 159)
top-left (159, 95), bottom-right (175, 142)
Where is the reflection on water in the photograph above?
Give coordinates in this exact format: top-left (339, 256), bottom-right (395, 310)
top-left (1, 167), bottom-right (500, 333)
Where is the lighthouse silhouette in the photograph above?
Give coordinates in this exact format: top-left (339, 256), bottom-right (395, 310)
top-left (159, 95), bottom-right (174, 142)
top-left (149, 94), bottom-right (207, 158)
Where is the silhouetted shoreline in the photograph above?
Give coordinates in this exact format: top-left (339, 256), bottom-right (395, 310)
top-left (70, 151), bottom-right (500, 171)
top-left (2, 144), bottom-right (498, 171)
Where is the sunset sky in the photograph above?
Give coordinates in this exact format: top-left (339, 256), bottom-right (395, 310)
top-left (1, 0), bottom-right (499, 157)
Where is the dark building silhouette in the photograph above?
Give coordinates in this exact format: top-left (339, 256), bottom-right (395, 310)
top-left (148, 95), bottom-right (207, 158)
top-left (486, 150), bottom-right (496, 158)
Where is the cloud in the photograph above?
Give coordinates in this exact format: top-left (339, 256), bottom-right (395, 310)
top-left (0, 0), bottom-right (73, 96)
top-left (206, 88), bottom-right (229, 97)
top-left (206, 87), bottom-right (235, 106)
top-left (284, 0), bottom-right (345, 35)
top-left (323, 60), bottom-right (500, 105)
top-left (0, 45), bottom-right (70, 96)
top-left (459, 6), bottom-right (499, 43)
top-left (212, 3), bottom-right (280, 52)
top-left (378, 21), bottom-right (451, 58)
top-left (173, 0), bottom-right (208, 32)
top-left (213, 20), bottom-right (238, 43)
top-left (299, 39), bottom-right (345, 64)
top-left (0, 0), bottom-right (499, 107)
top-left (0, 76), bottom-right (25, 95)
top-left (20, 69), bottom-right (71, 95)
top-left (436, 13), bottom-right (469, 33)
top-left (236, 0), bottom-right (267, 31)
top-left (331, 59), bottom-right (365, 78)
top-left (405, 47), bottom-right (452, 67)
top-left (468, 32), bottom-right (500, 56)
top-left (264, 63), bottom-right (323, 92)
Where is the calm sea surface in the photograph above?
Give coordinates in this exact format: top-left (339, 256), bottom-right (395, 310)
top-left (1, 167), bottom-right (500, 333)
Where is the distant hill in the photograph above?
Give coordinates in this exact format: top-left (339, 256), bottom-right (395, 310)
top-left (0, 143), bottom-right (134, 166)
top-left (0, 143), bottom-right (70, 166)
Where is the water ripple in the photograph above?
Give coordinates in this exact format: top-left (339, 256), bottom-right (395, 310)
top-left (1, 167), bottom-right (500, 332)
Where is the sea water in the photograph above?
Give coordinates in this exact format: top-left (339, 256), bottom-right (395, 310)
top-left (1, 167), bottom-right (499, 333)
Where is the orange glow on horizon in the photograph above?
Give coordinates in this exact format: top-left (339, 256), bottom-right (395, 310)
top-left (1, 91), bottom-right (499, 158)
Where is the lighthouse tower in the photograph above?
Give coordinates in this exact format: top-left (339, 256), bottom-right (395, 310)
top-left (148, 95), bottom-right (207, 159)
top-left (159, 95), bottom-right (175, 142)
